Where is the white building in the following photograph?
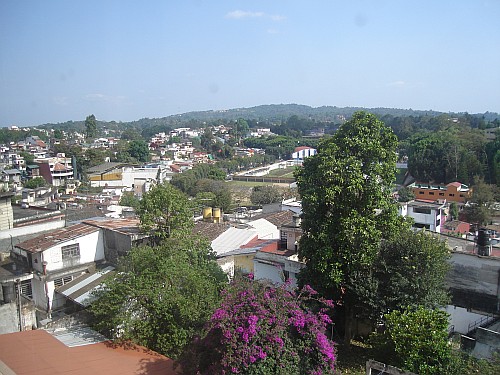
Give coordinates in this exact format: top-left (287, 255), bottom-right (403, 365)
top-left (12, 223), bottom-right (104, 315)
top-left (402, 200), bottom-right (447, 233)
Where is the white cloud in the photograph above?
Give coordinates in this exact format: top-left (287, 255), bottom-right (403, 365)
top-left (226, 10), bottom-right (285, 21)
top-left (387, 80), bottom-right (406, 87)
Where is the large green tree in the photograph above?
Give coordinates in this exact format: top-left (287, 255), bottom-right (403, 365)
top-left (373, 229), bottom-right (450, 318)
top-left (128, 139), bottom-right (150, 162)
top-left (296, 111), bottom-right (404, 344)
top-left (370, 307), bottom-right (452, 375)
top-left (137, 183), bottom-right (194, 244)
top-left (85, 114), bottom-right (97, 139)
top-left (89, 237), bottom-right (227, 359)
top-left (250, 185), bottom-right (282, 205)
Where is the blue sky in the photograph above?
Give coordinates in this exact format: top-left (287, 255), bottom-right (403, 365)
top-left (1, 0), bottom-right (499, 126)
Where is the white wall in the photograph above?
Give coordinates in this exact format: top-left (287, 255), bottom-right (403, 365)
top-left (40, 230), bottom-right (104, 272)
top-left (254, 261), bottom-right (284, 285)
top-left (0, 219), bottom-right (65, 240)
top-left (445, 305), bottom-right (487, 334)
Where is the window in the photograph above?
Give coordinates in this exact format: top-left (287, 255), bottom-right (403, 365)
top-left (61, 244), bottom-right (80, 260)
top-left (429, 192), bottom-right (435, 195)
top-left (418, 191), bottom-right (424, 195)
top-left (460, 194), bottom-right (464, 198)
top-left (413, 207), bottom-right (432, 214)
top-left (449, 193), bottom-right (455, 197)
top-left (15, 280), bottom-right (33, 299)
top-left (436, 219), bottom-right (441, 227)
top-left (439, 193), bottom-right (445, 196)
top-left (53, 275), bottom-right (73, 288)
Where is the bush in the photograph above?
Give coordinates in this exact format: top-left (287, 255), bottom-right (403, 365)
top-left (181, 276), bottom-right (336, 375)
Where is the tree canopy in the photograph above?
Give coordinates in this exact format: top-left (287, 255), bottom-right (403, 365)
top-left (296, 111), bottom-right (405, 343)
top-left (370, 307), bottom-right (452, 375)
top-left (137, 182), bottom-right (194, 244)
top-left (85, 114), bottom-right (97, 139)
top-left (89, 237), bottom-right (227, 359)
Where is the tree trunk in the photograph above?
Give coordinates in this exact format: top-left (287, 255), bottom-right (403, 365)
top-left (344, 303), bottom-right (353, 346)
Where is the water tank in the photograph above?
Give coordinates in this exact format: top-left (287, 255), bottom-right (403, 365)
top-left (213, 208), bottom-right (221, 223)
top-left (477, 228), bottom-right (491, 256)
top-left (203, 207), bottom-right (213, 222)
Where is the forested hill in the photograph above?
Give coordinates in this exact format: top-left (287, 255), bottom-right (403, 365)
top-left (36, 104), bottom-right (499, 132)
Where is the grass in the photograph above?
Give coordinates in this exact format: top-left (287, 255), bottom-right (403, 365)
top-left (334, 340), bottom-right (374, 375)
top-left (267, 167), bottom-right (297, 178)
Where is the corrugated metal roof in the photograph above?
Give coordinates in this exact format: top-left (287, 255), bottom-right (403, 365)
top-left (15, 223), bottom-right (100, 253)
top-left (56, 266), bottom-right (115, 307)
top-left (211, 227), bottom-right (258, 256)
top-left (83, 218), bottom-right (141, 235)
top-left (247, 218), bottom-right (279, 239)
top-left (47, 326), bottom-right (108, 347)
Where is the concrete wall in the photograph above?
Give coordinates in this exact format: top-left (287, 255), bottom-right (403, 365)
top-left (38, 230), bottom-right (104, 273)
top-left (472, 327), bottom-right (500, 359)
top-left (0, 299), bottom-right (36, 334)
top-left (445, 305), bottom-right (487, 334)
top-left (0, 219), bottom-right (65, 240)
top-left (0, 197), bottom-right (14, 230)
top-left (448, 252), bottom-right (500, 313)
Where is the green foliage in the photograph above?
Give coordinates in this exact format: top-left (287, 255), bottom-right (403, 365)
top-left (137, 183), bottom-right (194, 243)
top-left (250, 185), bottom-right (282, 205)
top-left (370, 307), bottom-right (452, 375)
top-left (119, 192), bottom-right (140, 210)
top-left (85, 114), bottom-right (97, 139)
top-left (20, 151), bottom-right (35, 164)
top-left (406, 128), bottom-right (488, 185)
top-left (464, 177), bottom-right (496, 226)
top-left (450, 202), bottom-right (459, 220)
top-left (296, 111), bottom-right (405, 343)
top-left (372, 229), bottom-right (450, 318)
top-left (128, 139), bottom-right (150, 162)
top-left (53, 129), bottom-right (64, 139)
top-left (89, 237), bottom-right (227, 359)
top-left (244, 135), bottom-right (317, 160)
top-left (397, 186), bottom-right (415, 202)
top-left (170, 164), bottom-right (232, 211)
top-left (180, 277), bottom-right (336, 375)
top-left (24, 176), bottom-right (47, 189)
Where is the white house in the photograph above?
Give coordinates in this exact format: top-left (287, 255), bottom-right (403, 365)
top-left (13, 223), bottom-right (105, 316)
top-left (291, 146), bottom-right (317, 160)
top-left (403, 200), bottom-right (447, 233)
top-left (253, 215), bottom-right (304, 288)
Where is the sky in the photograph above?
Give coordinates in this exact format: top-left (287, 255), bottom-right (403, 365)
top-left (1, 1), bottom-right (499, 127)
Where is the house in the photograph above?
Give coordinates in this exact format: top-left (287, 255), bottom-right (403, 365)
top-left (12, 223), bottom-right (105, 317)
top-left (253, 214), bottom-right (304, 288)
top-left (35, 154), bottom-right (75, 187)
top-left (409, 181), bottom-right (471, 203)
top-left (87, 162), bottom-right (172, 188)
top-left (0, 329), bottom-right (177, 375)
top-left (193, 211), bottom-right (295, 278)
top-left (402, 200), bottom-right (447, 233)
top-left (291, 146), bottom-right (317, 161)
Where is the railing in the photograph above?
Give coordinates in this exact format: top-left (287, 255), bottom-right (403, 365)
top-left (467, 313), bottom-right (498, 335)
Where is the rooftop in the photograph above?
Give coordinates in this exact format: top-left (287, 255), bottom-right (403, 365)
top-left (0, 329), bottom-right (177, 375)
top-left (15, 223), bottom-right (99, 253)
top-left (83, 218), bottom-right (141, 235)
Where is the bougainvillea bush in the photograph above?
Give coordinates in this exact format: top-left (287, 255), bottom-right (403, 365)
top-left (180, 275), bottom-right (336, 375)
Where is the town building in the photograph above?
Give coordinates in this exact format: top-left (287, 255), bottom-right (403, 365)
top-left (409, 181), bottom-right (471, 203)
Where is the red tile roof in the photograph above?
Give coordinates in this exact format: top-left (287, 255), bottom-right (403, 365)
top-left (294, 146), bottom-right (313, 152)
top-left (0, 330), bottom-right (178, 375)
top-left (53, 162), bottom-right (68, 171)
top-left (15, 224), bottom-right (99, 253)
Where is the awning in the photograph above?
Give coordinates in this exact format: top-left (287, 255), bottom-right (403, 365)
top-left (56, 266), bottom-right (115, 307)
